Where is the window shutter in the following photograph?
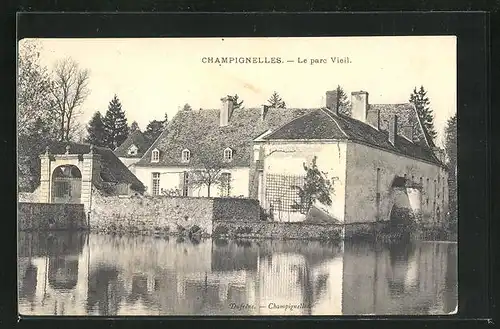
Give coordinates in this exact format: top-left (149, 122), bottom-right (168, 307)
top-left (179, 172), bottom-right (185, 192)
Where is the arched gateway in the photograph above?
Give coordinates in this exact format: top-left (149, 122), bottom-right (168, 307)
top-left (51, 165), bottom-right (82, 204)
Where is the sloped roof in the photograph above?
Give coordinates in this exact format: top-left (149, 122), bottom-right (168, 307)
top-left (373, 103), bottom-right (435, 148)
top-left (114, 130), bottom-right (151, 158)
top-left (136, 107), bottom-right (316, 167)
top-left (44, 141), bottom-right (145, 192)
top-left (264, 108), bottom-right (441, 165)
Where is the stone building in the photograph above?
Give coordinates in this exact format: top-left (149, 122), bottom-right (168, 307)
top-left (131, 90), bottom-right (448, 225)
top-left (253, 90), bottom-right (448, 224)
top-left (113, 130), bottom-right (152, 172)
top-left (27, 141), bottom-right (145, 213)
top-left (133, 98), bottom-right (314, 197)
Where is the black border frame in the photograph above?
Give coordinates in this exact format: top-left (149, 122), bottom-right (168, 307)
top-left (3, 10), bottom-right (494, 329)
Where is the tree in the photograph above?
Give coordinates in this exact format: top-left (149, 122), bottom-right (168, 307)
top-left (182, 103), bottom-right (192, 111)
top-left (85, 111), bottom-right (107, 147)
top-left (17, 40), bottom-right (59, 192)
top-left (267, 91), bottom-right (286, 109)
top-left (144, 120), bottom-right (165, 145)
top-left (444, 114), bottom-right (457, 231)
top-left (409, 86), bottom-right (437, 142)
top-left (18, 40), bottom-right (58, 138)
top-left (335, 85), bottom-right (351, 116)
top-left (50, 57), bottom-right (90, 141)
top-left (130, 121), bottom-right (140, 132)
top-left (229, 94), bottom-right (244, 109)
top-left (444, 114), bottom-right (457, 174)
top-left (102, 95), bottom-right (129, 149)
top-left (163, 113), bottom-right (169, 129)
top-left (292, 156), bottom-right (335, 214)
top-left (188, 141), bottom-right (232, 198)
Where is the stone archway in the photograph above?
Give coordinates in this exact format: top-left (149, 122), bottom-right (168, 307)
top-left (51, 165), bottom-right (82, 204)
top-left (386, 176), bottom-right (422, 224)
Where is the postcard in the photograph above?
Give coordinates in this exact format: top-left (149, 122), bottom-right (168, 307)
top-left (17, 36), bottom-right (457, 316)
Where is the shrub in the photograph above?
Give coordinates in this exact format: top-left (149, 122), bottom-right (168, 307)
top-left (161, 188), bottom-right (183, 197)
top-left (318, 229), bottom-right (341, 242)
top-left (213, 225), bottom-right (229, 237)
top-left (188, 224), bottom-right (202, 237)
top-left (260, 207), bottom-right (270, 221)
top-left (176, 224), bottom-right (186, 235)
top-left (234, 226), bottom-right (253, 235)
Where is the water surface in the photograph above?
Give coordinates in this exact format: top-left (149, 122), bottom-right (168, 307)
top-left (18, 232), bottom-right (457, 316)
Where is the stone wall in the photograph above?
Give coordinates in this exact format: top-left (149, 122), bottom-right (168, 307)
top-left (18, 202), bottom-right (87, 231)
top-left (212, 197), bottom-right (260, 222)
top-left (90, 193), bottom-right (215, 236)
top-left (18, 190), bottom-right (39, 203)
top-left (212, 221), bottom-right (344, 241)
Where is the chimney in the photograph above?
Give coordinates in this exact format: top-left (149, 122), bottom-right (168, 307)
top-left (389, 115), bottom-right (398, 146)
top-left (351, 91), bottom-right (369, 123)
top-left (366, 108), bottom-right (380, 129)
top-left (325, 90), bottom-right (339, 114)
top-left (401, 125), bottom-right (414, 142)
top-left (220, 96), bottom-right (234, 127)
top-left (261, 104), bottom-right (270, 120)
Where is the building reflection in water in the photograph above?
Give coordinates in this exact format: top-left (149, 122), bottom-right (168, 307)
top-left (18, 232), bottom-right (457, 316)
top-left (18, 232), bottom-right (89, 315)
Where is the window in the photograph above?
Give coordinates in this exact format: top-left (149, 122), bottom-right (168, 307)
top-left (151, 149), bottom-right (160, 163)
top-left (219, 173), bottom-right (231, 197)
top-left (128, 144), bottom-right (138, 156)
top-left (152, 172), bottom-right (160, 195)
top-left (223, 148), bottom-right (233, 162)
top-left (181, 149), bottom-right (191, 163)
top-left (182, 171), bottom-right (189, 196)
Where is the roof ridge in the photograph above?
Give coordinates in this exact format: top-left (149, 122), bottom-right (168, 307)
top-left (264, 108), bottom-right (323, 139)
top-left (319, 108), bottom-right (349, 138)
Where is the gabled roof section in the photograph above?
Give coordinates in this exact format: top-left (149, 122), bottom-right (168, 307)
top-left (262, 109), bottom-right (347, 140)
top-left (373, 103), bottom-right (435, 148)
top-left (264, 108), bottom-right (441, 165)
top-left (136, 107), bottom-right (316, 167)
top-left (114, 130), bottom-right (151, 158)
top-left (44, 141), bottom-right (145, 192)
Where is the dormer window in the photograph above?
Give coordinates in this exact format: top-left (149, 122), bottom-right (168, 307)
top-left (224, 148), bottom-right (233, 162)
top-left (151, 149), bottom-right (160, 163)
top-left (128, 144), bottom-right (138, 156)
top-left (181, 149), bottom-right (191, 163)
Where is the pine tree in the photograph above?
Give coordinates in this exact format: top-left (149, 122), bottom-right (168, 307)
top-left (445, 114), bottom-right (457, 173)
top-left (267, 91), bottom-right (286, 109)
top-left (144, 120), bottom-right (165, 145)
top-left (182, 103), bottom-right (192, 111)
top-left (163, 113), bottom-right (169, 129)
top-left (409, 86), bottom-right (437, 142)
top-left (102, 95), bottom-right (129, 149)
top-left (444, 114), bottom-right (457, 232)
top-left (335, 85), bottom-right (351, 116)
top-left (85, 111), bottom-right (107, 147)
top-left (130, 121), bottom-right (140, 132)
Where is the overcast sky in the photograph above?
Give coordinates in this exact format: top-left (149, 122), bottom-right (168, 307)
top-left (26, 36), bottom-right (456, 146)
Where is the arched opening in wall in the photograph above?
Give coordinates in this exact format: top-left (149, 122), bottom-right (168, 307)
top-left (436, 206), bottom-right (441, 224)
top-left (51, 165), bottom-right (82, 204)
top-left (388, 175), bottom-right (422, 224)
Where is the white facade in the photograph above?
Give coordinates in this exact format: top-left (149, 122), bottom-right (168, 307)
top-left (134, 166), bottom-right (251, 198)
top-left (118, 157), bottom-right (141, 171)
top-left (255, 140), bottom-right (348, 222)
